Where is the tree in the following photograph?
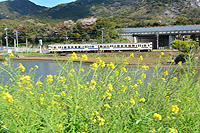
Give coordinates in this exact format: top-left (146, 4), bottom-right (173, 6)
top-left (171, 39), bottom-right (198, 53)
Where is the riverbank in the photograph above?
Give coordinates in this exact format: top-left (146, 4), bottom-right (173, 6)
top-left (6, 51), bottom-right (179, 64)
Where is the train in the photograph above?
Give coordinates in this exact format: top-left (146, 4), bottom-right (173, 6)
top-left (48, 42), bottom-right (153, 53)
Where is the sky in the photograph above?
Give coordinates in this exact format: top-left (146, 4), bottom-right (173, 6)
top-left (0, 0), bottom-right (76, 7)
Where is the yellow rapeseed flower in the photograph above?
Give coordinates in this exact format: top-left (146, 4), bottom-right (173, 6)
top-left (133, 84), bottom-right (138, 88)
top-left (81, 54), bottom-right (88, 61)
top-left (107, 62), bottom-right (115, 69)
top-left (3, 92), bottom-right (14, 103)
top-left (161, 52), bottom-right (164, 56)
top-left (130, 98), bottom-right (135, 105)
top-left (104, 104), bottom-right (111, 108)
top-left (153, 113), bottom-right (162, 120)
top-left (18, 63), bottom-right (25, 72)
top-left (195, 57), bottom-right (198, 60)
top-left (173, 77), bottom-right (178, 82)
top-left (125, 76), bottom-right (131, 81)
top-left (97, 57), bottom-right (106, 68)
top-left (130, 53), bottom-right (134, 57)
top-left (169, 128), bottom-right (178, 133)
top-left (70, 69), bottom-right (75, 73)
top-left (9, 53), bottom-right (14, 57)
top-left (93, 119), bottom-right (97, 123)
top-left (91, 79), bottom-right (96, 85)
top-left (147, 83), bottom-right (151, 86)
top-left (122, 67), bottom-right (127, 72)
top-left (71, 52), bottom-right (78, 60)
top-left (139, 98), bottom-right (146, 102)
top-left (164, 71), bottom-right (168, 75)
top-left (69, 73), bottom-right (73, 77)
top-left (47, 74), bottom-right (53, 83)
top-left (140, 55), bottom-right (143, 61)
top-left (142, 65), bottom-right (149, 70)
top-left (9, 78), bottom-right (13, 82)
top-left (80, 68), bottom-right (85, 72)
top-left (121, 85), bottom-right (127, 93)
top-left (90, 63), bottom-right (98, 70)
top-left (108, 83), bottom-right (113, 91)
top-left (171, 105), bottom-right (179, 114)
top-left (178, 61), bottom-right (182, 66)
top-left (2, 61), bottom-right (8, 66)
top-left (142, 74), bottom-right (146, 79)
top-left (35, 65), bottom-right (39, 69)
top-left (61, 91), bottom-right (66, 97)
top-left (137, 79), bottom-right (142, 84)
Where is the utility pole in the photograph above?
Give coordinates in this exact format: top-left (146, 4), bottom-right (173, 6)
top-left (0, 40), bottom-right (2, 51)
top-left (4, 27), bottom-right (9, 53)
top-left (66, 31), bottom-right (68, 44)
top-left (16, 31), bottom-right (19, 48)
top-left (101, 28), bottom-right (104, 44)
top-left (26, 38), bottom-right (28, 54)
top-left (14, 39), bottom-right (16, 54)
top-left (156, 32), bottom-right (159, 50)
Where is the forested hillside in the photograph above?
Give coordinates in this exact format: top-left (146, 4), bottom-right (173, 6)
top-left (32, 0), bottom-right (200, 24)
top-left (0, 0), bottom-right (46, 20)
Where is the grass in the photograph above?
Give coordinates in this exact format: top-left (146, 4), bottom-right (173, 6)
top-left (0, 52), bottom-right (200, 132)
top-left (11, 51), bottom-right (177, 65)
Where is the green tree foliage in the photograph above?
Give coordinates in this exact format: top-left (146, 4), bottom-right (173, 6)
top-left (176, 16), bottom-right (187, 25)
top-left (171, 39), bottom-right (198, 53)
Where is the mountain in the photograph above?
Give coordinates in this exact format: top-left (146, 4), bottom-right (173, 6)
top-left (0, 0), bottom-right (200, 25)
top-left (0, 0), bottom-right (46, 19)
top-left (32, 0), bottom-right (200, 23)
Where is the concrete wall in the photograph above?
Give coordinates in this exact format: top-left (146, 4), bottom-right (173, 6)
top-left (122, 34), bottom-right (176, 49)
top-left (121, 34), bottom-right (133, 43)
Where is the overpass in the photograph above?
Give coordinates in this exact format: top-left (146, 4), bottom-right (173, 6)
top-left (121, 25), bottom-right (200, 49)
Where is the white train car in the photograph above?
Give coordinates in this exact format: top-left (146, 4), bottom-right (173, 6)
top-left (48, 42), bottom-right (152, 53)
top-left (98, 42), bottom-right (152, 52)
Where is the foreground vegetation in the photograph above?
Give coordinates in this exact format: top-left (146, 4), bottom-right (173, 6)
top-left (0, 52), bottom-right (200, 132)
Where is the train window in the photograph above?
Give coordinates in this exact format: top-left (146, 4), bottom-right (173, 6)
top-left (121, 45), bottom-right (123, 47)
top-left (144, 45), bottom-right (146, 47)
top-left (92, 46), bottom-right (94, 48)
top-left (117, 45), bottom-right (120, 47)
top-left (64, 46), bottom-right (66, 48)
top-left (78, 46), bottom-right (80, 48)
top-left (125, 45), bottom-right (127, 47)
top-left (128, 45), bottom-right (131, 47)
top-left (148, 45), bottom-right (149, 46)
top-left (68, 46), bottom-right (70, 48)
top-left (100, 46), bottom-right (103, 48)
top-left (54, 47), bottom-right (56, 49)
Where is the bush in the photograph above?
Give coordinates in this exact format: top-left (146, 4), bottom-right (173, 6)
top-left (171, 39), bottom-right (198, 53)
top-left (0, 53), bottom-right (200, 132)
